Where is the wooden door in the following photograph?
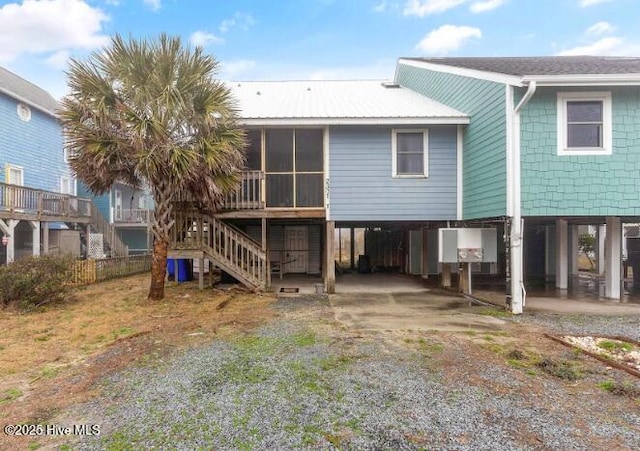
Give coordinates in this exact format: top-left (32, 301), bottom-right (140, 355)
top-left (284, 226), bottom-right (308, 273)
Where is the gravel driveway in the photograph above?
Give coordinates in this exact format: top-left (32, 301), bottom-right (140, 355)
top-left (67, 295), bottom-right (640, 450)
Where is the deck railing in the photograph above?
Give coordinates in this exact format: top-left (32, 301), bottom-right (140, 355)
top-left (115, 208), bottom-right (153, 224)
top-left (0, 182), bottom-right (92, 219)
top-left (169, 209), bottom-right (268, 289)
top-left (223, 170), bottom-right (265, 210)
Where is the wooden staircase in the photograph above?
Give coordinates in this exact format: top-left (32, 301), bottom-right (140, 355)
top-left (89, 205), bottom-right (129, 257)
top-left (169, 210), bottom-right (268, 290)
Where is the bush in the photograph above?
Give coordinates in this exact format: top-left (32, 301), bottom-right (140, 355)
top-left (0, 255), bottom-right (75, 312)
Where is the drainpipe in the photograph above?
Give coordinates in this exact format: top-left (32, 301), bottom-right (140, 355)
top-left (509, 81), bottom-right (537, 314)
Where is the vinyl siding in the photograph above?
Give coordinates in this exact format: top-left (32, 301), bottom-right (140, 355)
top-left (0, 92), bottom-right (69, 192)
top-left (118, 229), bottom-right (149, 253)
top-left (520, 86), bottom-right (640, 216)
top-left (77, 183), bottom-right (110, 220)
top-left (329, 125), bottom-right (457, 221)
top-left (395, 63), bottom-right (507, 219)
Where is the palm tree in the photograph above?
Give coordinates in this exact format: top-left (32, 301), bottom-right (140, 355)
top-left (60, 34), bottom-right (245, 300)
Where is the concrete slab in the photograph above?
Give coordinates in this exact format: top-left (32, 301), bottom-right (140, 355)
top-left (330, 289), bottom-right (510, 332)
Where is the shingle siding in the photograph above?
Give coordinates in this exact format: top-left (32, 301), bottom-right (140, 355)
top-left (329, 125), bottom-right (457, 221)
top-left (0, 92), bottom-right (69, 191)
top-left (395, 63), bottom-right (507, 219)
top-left (521, 86), bottom-right (640, 216)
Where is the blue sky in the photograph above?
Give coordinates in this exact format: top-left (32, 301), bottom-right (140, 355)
top-left (1, 0), bottom-right (639, 99)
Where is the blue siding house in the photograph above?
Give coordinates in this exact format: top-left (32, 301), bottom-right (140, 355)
top-left (169, 80), bottom-right (468, 292)
top-left (0, 66), bottom-right (88, 264)
top-left (77, 181), bottom-right (153, 255)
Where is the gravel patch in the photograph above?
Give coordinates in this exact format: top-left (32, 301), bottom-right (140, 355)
top-left (519, 313), bottom-right (640, 341)
top-left (67, 299), bottom-right (640, 450)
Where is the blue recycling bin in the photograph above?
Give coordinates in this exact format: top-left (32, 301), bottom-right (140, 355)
top-left (177, 259), bottom-right (192, 282)
top-left (167, 259), bottom-right (192, 282)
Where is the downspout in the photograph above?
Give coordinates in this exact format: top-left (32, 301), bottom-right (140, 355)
top-left (510, 81), bottom-right (536, 314)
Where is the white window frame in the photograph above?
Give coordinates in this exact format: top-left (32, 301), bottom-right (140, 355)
top-left (5, 164), bottom-right (24, 186)
top-left (60, 176), bottom-right (76, 195)
top-left (392, 129), bottom-right (429, 178)
top-left (557, 91), bottom-right (612, 156)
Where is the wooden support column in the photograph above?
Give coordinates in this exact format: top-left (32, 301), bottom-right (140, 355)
top-left (198, 258), bottom-right (204, 289)
top-left (597, 224), bottom-right (606, 275)
top-left (605, 216), bottom-right (622, 300)
top-left (556, 219), bottom-right (568, 290)
top-left (0, 219), bottom-right (15, 264)
top-left (30, 221), bottom-right (41, 256)
top-left (42, 222), bottom-right (49, 255)
top-left (441, 263), bottom-right (451, 288)
top-left (262, 218), bottom-right (270, 288)
top-left (570, 225), bottom-right (579, 275)
top-left (458, 263), bottom-right (471, 293)
top-left (350, 228), bottom-right (355, 270)
top-left (325, 220), bottom-right (335, 294)
top-left (421, 227), bottom-right (429, 279)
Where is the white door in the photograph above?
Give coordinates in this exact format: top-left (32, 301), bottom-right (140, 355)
top-left (7, 166), bottom-right (23, 186)
top-left (114, 189), bottom-right (122, 221)
top-left (284, 226), bottom-right (308, 273)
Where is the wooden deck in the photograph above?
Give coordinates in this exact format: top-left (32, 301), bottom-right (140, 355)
top-left (0, 182), bottom-right (92, 223)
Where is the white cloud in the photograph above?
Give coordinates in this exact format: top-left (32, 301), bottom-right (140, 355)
top-left (416, 24), bottom-right (482, 54)
top-left (219, 12), bottom-right (255, 34)
top-left (373, 1), bottom-right (388, 12)
top-left (0, 0), bottom-right (110, 63)
top-left (580, 0), bottom-right (615, 6)
top-left (557, 37), bottom-right (624, 55)
top-left (142, 0), bottom-right (161, 11)
top-left (470, 0), bottom-right (504, 13)
top-left (586, 21), bottom-right (615, 36)
top-left (220, 59), bottom-right (256, 80)
top-left (189, 31), bottom-right (223, 48)
top-left (45, 49), bottom-right (70, 69)
top-left (403, 0), bottom-right (466, 16)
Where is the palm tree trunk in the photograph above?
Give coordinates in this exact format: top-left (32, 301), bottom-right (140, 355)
top-left (148, 237), bottom-right (168, 300)
top-left (148, 184), bottom-right (173, 301)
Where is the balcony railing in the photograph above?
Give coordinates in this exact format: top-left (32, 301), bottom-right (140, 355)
top-left (223, 170), bottom-right (265, 210)
top-left (115, 208), bottom-right (153, 224)
top-left (0, 182), bottom-right (92, 220)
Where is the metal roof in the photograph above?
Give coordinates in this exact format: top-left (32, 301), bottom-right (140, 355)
top-left (0, 66), bottom-right (59, 117)
top-left (403, 56), bottom-right (640, 76)
top-left (228, 80), bottom-right (468, 125)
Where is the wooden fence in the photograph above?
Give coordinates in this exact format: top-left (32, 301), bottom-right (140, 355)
top-left (72, 254), bottom-right (152, 286)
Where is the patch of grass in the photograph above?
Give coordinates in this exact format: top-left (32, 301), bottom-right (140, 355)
top-left (232, 335), bottom-right (282, 356)
top-left (112, 326), bottom-right (135, 339)
top-left (318, 355), bottom-right (357, 372)
top-left (476, 308), bottom-right (513, 318)
top-left (598, 380), bottom-right (640, 399)
top-left (41, 366), bottom-right (60, 379)
top-left (292, 331), bottom-right (317, 347)
top-left (0, 387), bottom-right (23, 404)
top-left (536, 357), bottom-right (585, 381)
top-left (597, 340), bottom-right (633, 353)
top-left (27, 442), bottom-right (41, 450)
top-left (417, 338), bottom-right (444, 355)
top-left (201, 356), bottom-right (275, 389)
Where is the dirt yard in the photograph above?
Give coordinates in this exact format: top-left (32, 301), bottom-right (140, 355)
top-left (0, 275), bottom-right (274, 450)
top-left (1, 276), bottom-right (639, 449)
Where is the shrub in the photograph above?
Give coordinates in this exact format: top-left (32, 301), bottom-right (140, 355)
top-left (0, 255), bottom-right (75, 312)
